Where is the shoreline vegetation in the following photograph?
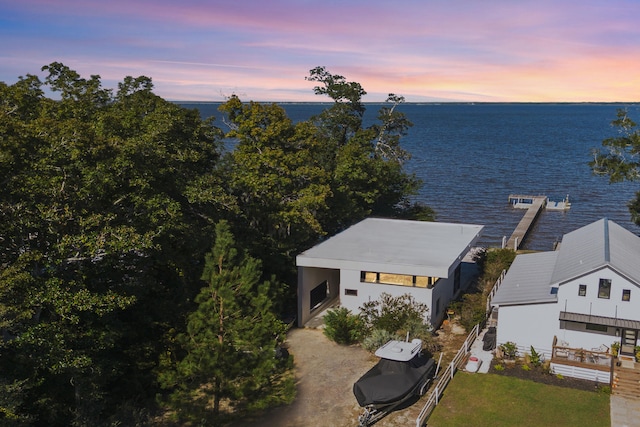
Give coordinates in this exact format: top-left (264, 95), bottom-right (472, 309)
top-left (174, 100), bottom-right (640, 105)
top-left (0, 64), bottom-right (432, 425)
top-left (3, 62), bottom-right (639, 425)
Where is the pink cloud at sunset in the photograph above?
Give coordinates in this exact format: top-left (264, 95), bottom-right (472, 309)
top-left (1, 0), bottom-right (639, 102)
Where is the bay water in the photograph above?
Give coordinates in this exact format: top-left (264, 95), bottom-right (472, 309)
top-left (181, 102), bottom-right (640, 250)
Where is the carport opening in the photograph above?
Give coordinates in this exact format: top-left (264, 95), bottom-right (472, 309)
top-left (310, 280), bottom-right (328, 311)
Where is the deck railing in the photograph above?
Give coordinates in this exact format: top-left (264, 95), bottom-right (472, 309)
top-left (551, 336), bottom-right (612, 369)
top-left (415, 322), bottom-right (482, 427)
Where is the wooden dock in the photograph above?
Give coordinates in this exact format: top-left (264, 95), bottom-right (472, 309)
top-left (505, 195), bottom-right (547, 250)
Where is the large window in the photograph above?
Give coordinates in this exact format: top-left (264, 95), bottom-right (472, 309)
top-left (598, 279), bottom-right (611, 299)
top-left (361, 271), bottom-right (439, 288)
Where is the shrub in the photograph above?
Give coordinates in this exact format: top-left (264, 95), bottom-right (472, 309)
top-left (500, 341), bottom-right (518, 359)
top-left (362, 328), bottom-right (397, 353)
top-left (494, 364), bottom-right (504, 371)
top-left (359, 293), bottom-right (431, 335)
top-left (323, 307), bottom-right (364, 345)
top-left (456, 293), bottom-right (486, 332)
top-left (522, 364), bottom-right (531, 371)
top-left (529, 346), bottom-right (542, 367)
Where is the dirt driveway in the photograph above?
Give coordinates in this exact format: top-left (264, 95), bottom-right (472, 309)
top-left (256, 327), bottom-right (437, 427)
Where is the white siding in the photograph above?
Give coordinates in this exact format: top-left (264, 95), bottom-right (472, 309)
top-left (557, 268), bottom-right (640, 321)
top-left (339, 268), bottom-right (437, 324)
top-left (495, 303), bottom-right (558, 359)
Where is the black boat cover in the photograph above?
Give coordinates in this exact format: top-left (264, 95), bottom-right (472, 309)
top-left (353, 354), bottom-right (436, 407)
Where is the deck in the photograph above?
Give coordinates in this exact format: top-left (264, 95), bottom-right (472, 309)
top-left (505, 195), bottom-right (547, 250)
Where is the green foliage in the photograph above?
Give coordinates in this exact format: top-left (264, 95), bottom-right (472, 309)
top-left (450, 247), bottom-right (516, 332)
top-left (478, 248), bottom-right (516, 289)
top-left (158, 221), bottom-right (291, 423)
top-left (500, 342), bottom-right (518, 359)
top-left (590, 109), bottom-right (640, 225)
top-left (362, 329), bottom-right (398, 353)
top-left (455, 293), bottom-right (487, 332)
top-left (522, 364), bottom-right (531, 371)
top-left (322, 307), bottom-right (364, 345)
top-left (611, 341), bottom-right (620, 356)
top-left (359, 292), bottom-right (431, 336)
top-left (0, 63), bottom-right (230, 425)
top-left (493, 364), bottom-right (504, 371)
top-left (220, 68), bottom-right (428, 296)
top-left (358, 293), bottom-right (436, 354)
top-left (0, 63), bottom-right (429, 424)
top-left (529, 346), bottom-right (542, 367)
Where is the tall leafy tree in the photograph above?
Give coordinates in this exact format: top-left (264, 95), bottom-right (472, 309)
top-left (158, 221), bottom-right (291, 423)
top-left (219, 68), bottom-right (433, 288)
top-left (306, 67), bottom-right (433, 231)
top-left (591, 108), bottom-right (640, 224)
top-left (0, 63), bottom-right (231, 425)
top-left (218, 96), bottom-right (333, 304)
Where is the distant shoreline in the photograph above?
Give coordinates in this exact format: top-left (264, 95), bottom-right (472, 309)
top-left (174, 101), bottom-right (640, 106)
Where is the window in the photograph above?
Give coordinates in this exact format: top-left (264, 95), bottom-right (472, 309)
top-left (345, 289), bottom-right (357, 296)
top-left (622, 289), bottom-right (631, 302)
top-left (360, 271), bottom-right (436, 288)
top-left (586, 323), bottom-right (608, 332)
top-left (598, 279), bottom-right (611, 299)
top-left (578, 284), bottom-right (586, 297)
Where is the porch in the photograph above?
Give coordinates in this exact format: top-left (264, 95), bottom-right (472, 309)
top-left (550, 336), bottom-right (613, 384)
top-left (551, 337), bottom-right (613, 368)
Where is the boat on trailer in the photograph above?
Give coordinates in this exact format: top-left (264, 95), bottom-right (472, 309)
top-left (353, 338), bottom-right (437, 426)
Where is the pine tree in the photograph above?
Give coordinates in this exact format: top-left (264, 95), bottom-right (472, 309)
top-left (158, 221), bottom-right (291, 423)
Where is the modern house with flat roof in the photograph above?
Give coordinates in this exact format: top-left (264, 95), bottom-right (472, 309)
top-left (296, 218), bottom-right (483, 327)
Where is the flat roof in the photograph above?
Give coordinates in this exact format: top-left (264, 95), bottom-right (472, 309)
top-left (296, 218), bottom-right (483, 277)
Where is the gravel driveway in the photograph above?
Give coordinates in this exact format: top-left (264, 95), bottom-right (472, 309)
top-left (256, 327), bottom-right (430, 427)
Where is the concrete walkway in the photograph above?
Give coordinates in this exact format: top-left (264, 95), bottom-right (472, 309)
top-left (611, 395), bottom-right (640, 427)
top-left (463, 326), bottom-right (495, 374)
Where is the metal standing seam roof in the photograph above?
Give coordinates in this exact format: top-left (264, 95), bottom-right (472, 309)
top-left (492, 218), bottom-right (640, 307)
top-left (490, 251), bottom-right (559, 306)
top-left (296, 218), bottom-right (484, 278)
top-left (559, 311), bottom-right (640, 330)
top-left (550, 218), bottom-right (640, 286)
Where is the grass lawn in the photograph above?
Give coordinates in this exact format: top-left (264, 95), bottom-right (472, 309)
top-left (427, 372), bottom-right (610, 427)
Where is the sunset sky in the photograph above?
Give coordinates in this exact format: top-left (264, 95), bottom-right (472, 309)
top-left (1, 0), bottom-right (639, 102)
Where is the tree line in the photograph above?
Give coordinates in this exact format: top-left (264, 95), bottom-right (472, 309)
top-left (2, 61), bottom-right (637, 426)
top-left (0, 63), bottom-right (433, 425)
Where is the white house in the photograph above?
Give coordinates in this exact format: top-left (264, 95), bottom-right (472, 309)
top-left (296, 218), bottom-right (483, 328)
top-left (491, 218), bottom-right (640, 381)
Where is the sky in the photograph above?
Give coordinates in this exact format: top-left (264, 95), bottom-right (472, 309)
top-left (1, 0), bottom-right (639, 103)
